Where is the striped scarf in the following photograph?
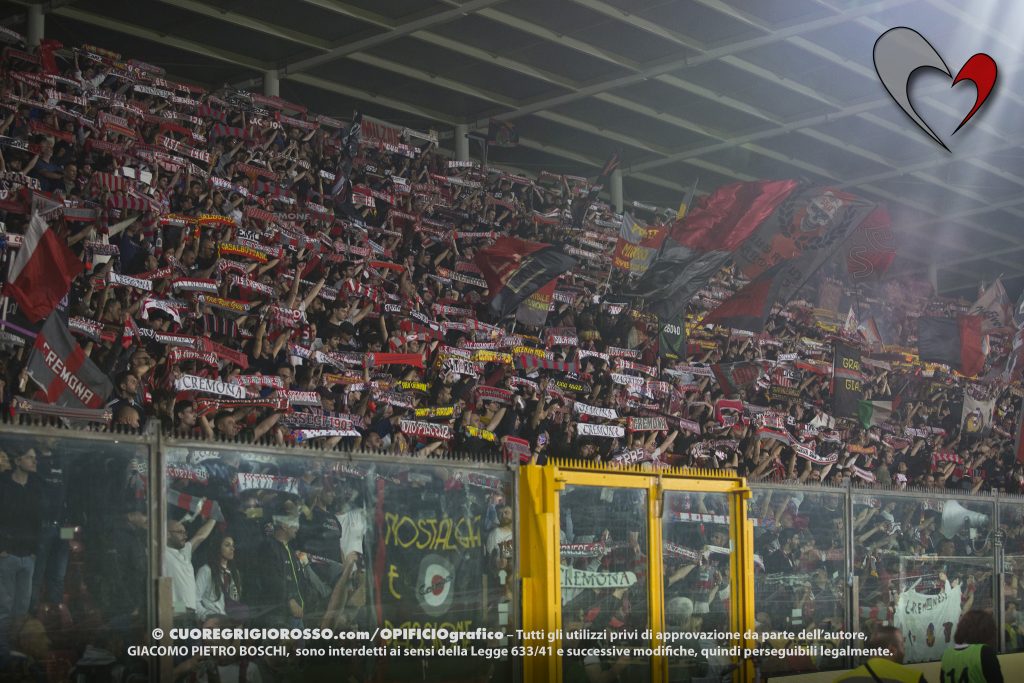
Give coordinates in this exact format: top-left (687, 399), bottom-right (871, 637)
top-left (514, 355), bottom-right (579, 373)
top-left (230, 274), bottom-right (276, 299)
top-left (253, 180), bottom-right (290, 200)
top-left (92, 172), bottom-right (131, 192)
top-left (209, 123), bottom-right (254, 141)
top-left (201, 314), bottom-right (238, 338)
top-left (196, 104), bottom-right (227, 122)
top-left (169, 488), bottom-right (224, 522)
top-left (106, 194), bottom-right (150, 211)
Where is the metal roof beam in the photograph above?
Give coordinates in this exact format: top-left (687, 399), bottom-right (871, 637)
top-left (462, 0), bottom-right (914, 128)
top-left (283, 0), bottom-right (506, 75)
top-left (44, 5), bottom-right (272, 70)
top-left (286, 73), bottom-right (458, 124)
top-left (154, 0), bottom-right (332, 49)
top-left (294, 1), bottom-right (581, 91)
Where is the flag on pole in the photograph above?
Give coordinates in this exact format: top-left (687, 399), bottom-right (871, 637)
top-left (474, 237), bottom-right (576, 319)
top-left (858, 400), bottom-right (893, 428)
top-left (4, 211), bottom-right (83, 322)
top-left (969, 277), bottom-right (1012, 333)
top-left (571, 152), bottom-right (619, 230)
top-left (26, 313), bottom-right (113, 409)
top-left (675, 179), bottom-right (699, 221)
top-left (916, 316), bottom-right (986, 377)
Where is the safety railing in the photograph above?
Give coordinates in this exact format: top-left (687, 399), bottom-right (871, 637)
top-left (0, 419), bottom-right (1018, 681)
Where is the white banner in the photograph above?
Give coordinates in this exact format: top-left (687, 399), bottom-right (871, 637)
top-left (560, 566), bottom-right (637, 589)
top-left (283, 390), bottom-right (321, 407)
top-left (894, 583), bottom-right (962, 663)
top-left (235, 472), bottom-right (299, 495)
top-left (294, 429), bottom-right (361, 440)
top-left (108, 271), bottom-right (153, 291)
top-left (576, 423), bottom-right (625, 438)
top-left (610, 372), bottom-right (644, 387)
top-left (175, 374), bottom-right (246, 399)
top-left (573, 401), bottom-right (618, 419)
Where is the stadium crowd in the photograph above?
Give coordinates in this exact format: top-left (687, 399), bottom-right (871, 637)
top-left (0, 36), bottom-right (1023, 682)
top-left (0, 40), bottom-right (1021, 495)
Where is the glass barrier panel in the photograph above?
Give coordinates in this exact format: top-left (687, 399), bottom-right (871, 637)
top-left (851, 491), bottom-right (994, 664)
top-left (0, 431), bottom-right (151, 682)
top-left (748, 486), bottom-right (848, 676)
top-left (662, 490), bottom-right (734, 683)
top-left (560, 484), bottom-right (650, 682)
top-left (371, 458), bottom-right (515, 683)
top-left (997, 499), bottom-right (1024, 653)
top-left (164, 444), bottom-right (514, 682)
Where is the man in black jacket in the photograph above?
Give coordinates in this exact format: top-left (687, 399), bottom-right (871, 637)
top-left (96, 503), bottom-right (149, 628)
top-left (256, 515), bottom-right (305, 628)
top-left (0, 448), bottom-right (43, 656)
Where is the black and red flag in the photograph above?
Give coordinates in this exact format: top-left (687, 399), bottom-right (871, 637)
top-left (711, 361), bottom-right (763, 397)
top-left (916, 316), bottom-right (986, 377)
top-left (516, 277), bottom-right (558, 327)
top-left (26, 313), bottom-right (113, 409)
top-left (474, 237), bottom-right (576, 319)
top-left (635, 181), bottom-right (876, 322)
top-left (632, 180), bottom-right (800, 318)
top-left (702, 271), bottom-right (784, 333)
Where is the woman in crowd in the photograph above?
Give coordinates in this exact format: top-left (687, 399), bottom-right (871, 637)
top-left (195, 535), bottom-right (246, 622)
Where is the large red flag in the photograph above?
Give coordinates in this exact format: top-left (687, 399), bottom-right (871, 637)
top-left (4, 211), bottom-right (83, 322)
top-left (631, 180), bottom-right (802, 319)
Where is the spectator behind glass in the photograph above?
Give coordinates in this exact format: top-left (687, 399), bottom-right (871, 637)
top-left (0, 448), bottom-right (43, 658)
top-left (196, 535), bottom-right (247, 623)
top-left (164, 516), bottom-right (216, 628)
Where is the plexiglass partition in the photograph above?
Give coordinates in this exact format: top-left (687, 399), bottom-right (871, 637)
top-left (162, 437), bottom-right (517, 682)
top-left (749, 485), bottom-right (849, 676)
top-left (0, 424), bottom-right (155, 682)
top-left (851, 491), bottom-right (995, 663)
top-left (662, 491), bottom-right (735, 682)
top-left (10, 419), bottom-right (1024, 682)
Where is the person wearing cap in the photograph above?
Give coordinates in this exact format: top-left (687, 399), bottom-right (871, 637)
top-left (665, 597), bottom-right (711, 683)
top-left (0, 448), bottom-right (43, 657)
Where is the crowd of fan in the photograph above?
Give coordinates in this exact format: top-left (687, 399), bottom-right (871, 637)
top-left (1, 37), bottom-right (1024, 680)
top-left (0, 40), bottom-right (1021, 497)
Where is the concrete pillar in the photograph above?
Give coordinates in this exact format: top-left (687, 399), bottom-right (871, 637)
top-left (928, 261), bottom-right (939, 293)
top-left (27, 4), bottom-right (43, 48)
top-left (263, 69), bottom-right (279, 97)
top-left (610, 168), bottom-right (623, 213)
top-left (454, 123), bottom-right (470, 161)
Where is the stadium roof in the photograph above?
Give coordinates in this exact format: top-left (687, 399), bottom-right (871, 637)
top-left (4, 0), bottom-right (1024, 296)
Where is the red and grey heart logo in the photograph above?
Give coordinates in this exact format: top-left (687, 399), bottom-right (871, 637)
top-left (873, 27), bottom-right (997, 151)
